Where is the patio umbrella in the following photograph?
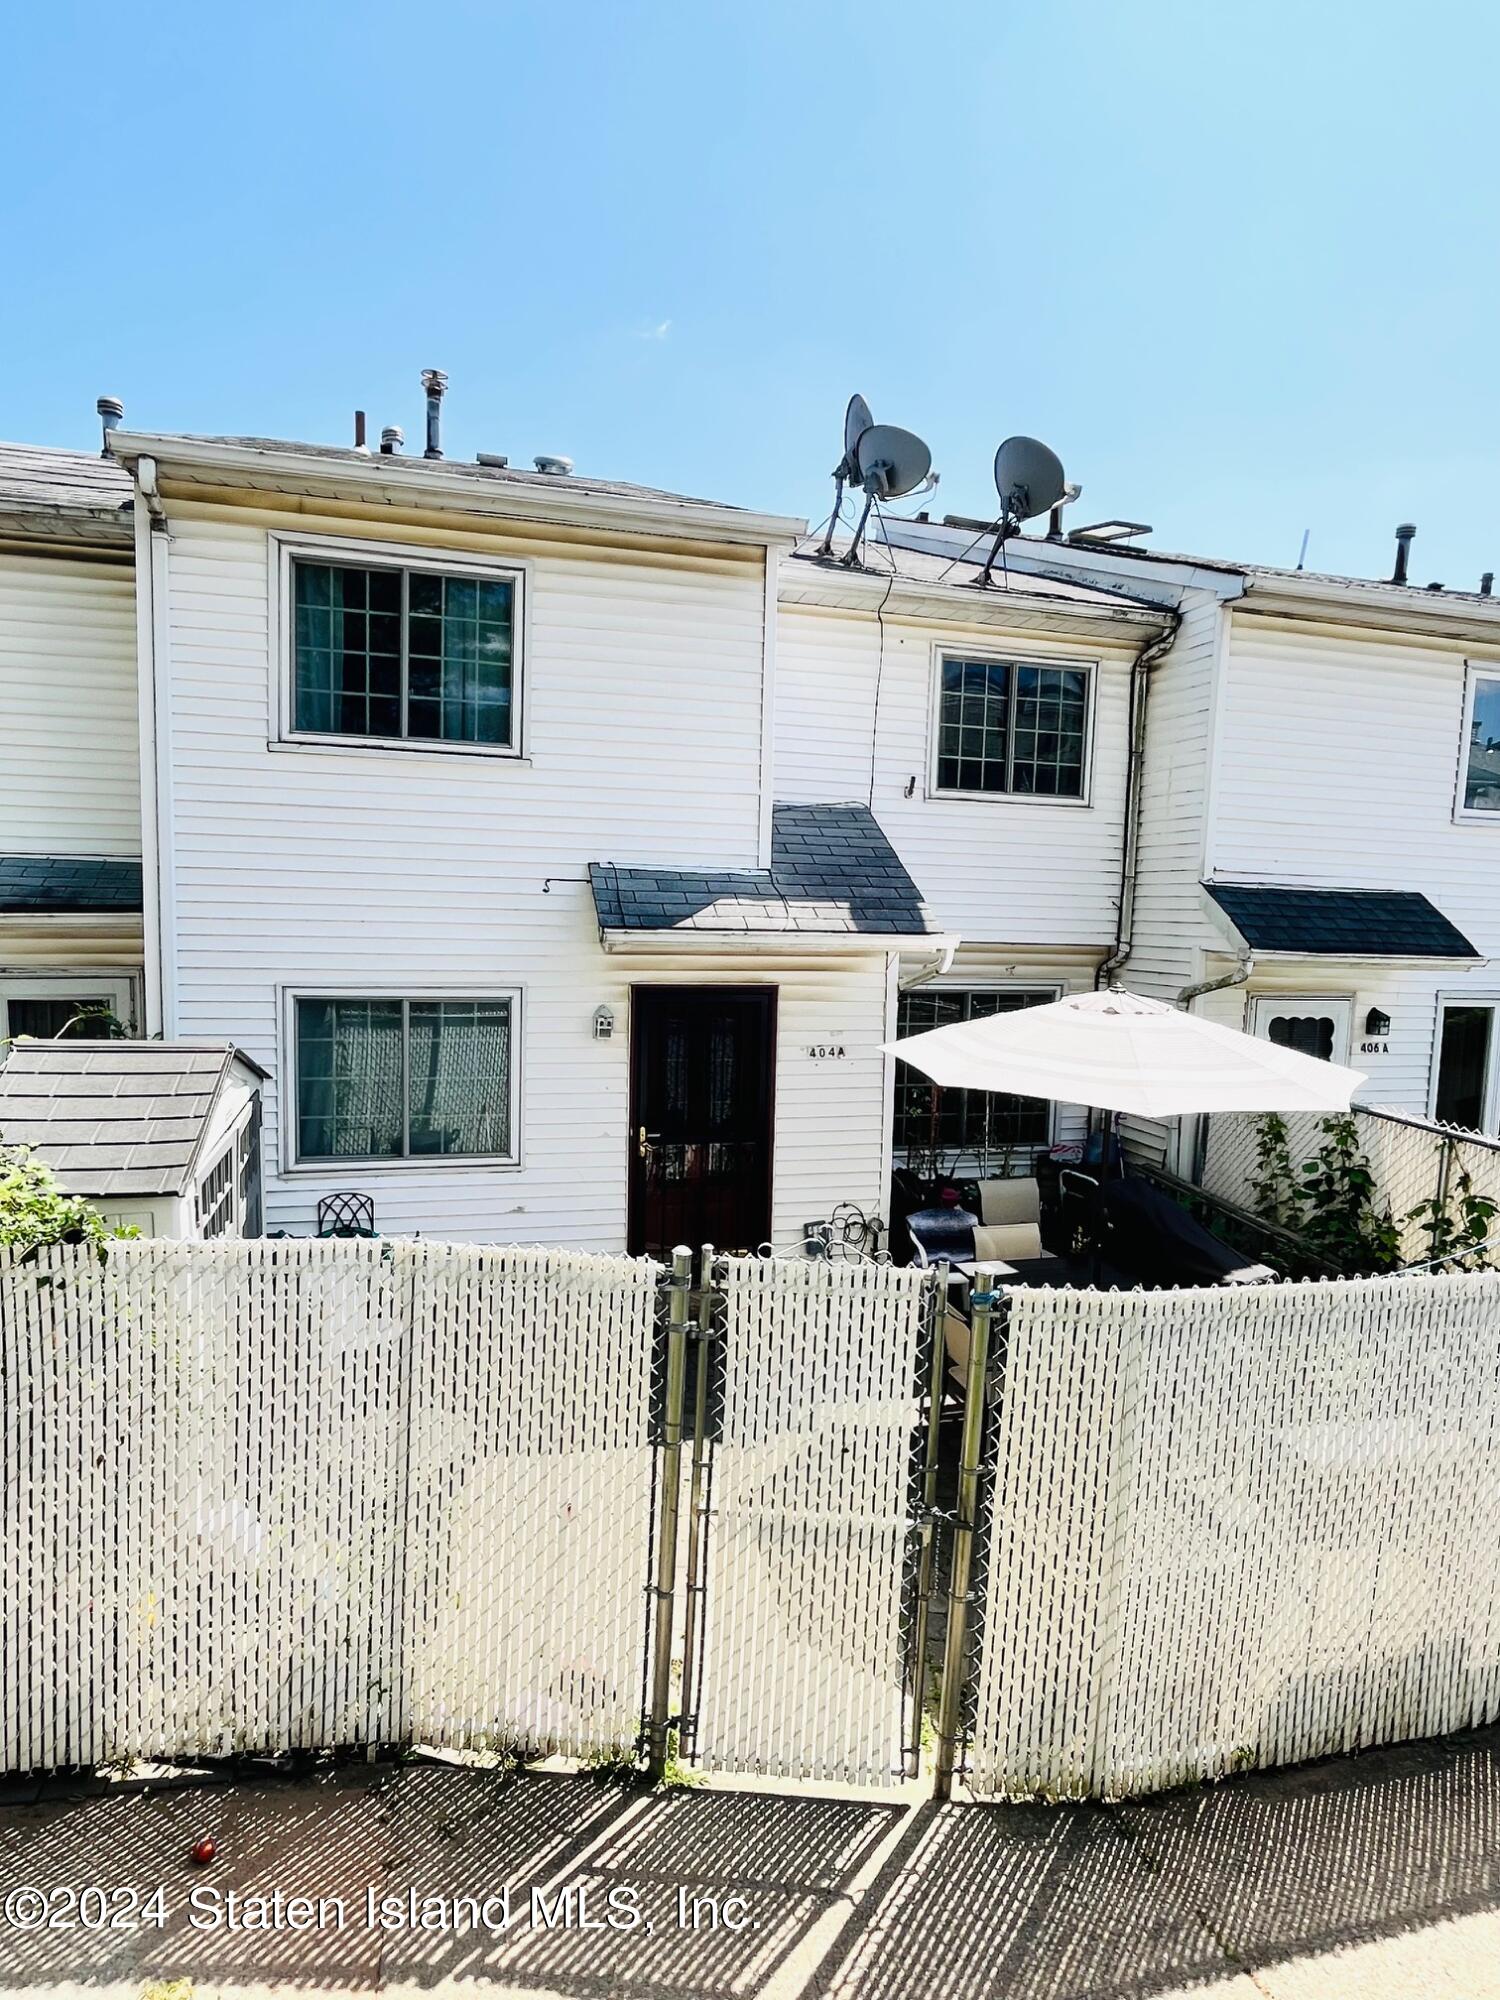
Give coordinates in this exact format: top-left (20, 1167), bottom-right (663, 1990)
top-left (883, 987), bottom-right (1366, 1120)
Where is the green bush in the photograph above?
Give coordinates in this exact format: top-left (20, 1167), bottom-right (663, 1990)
top-left (0, 1144), bottom-right (131, 1257)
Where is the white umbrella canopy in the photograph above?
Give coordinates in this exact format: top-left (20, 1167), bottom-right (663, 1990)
top-left (883, 987), bottom-right (1366, 1120)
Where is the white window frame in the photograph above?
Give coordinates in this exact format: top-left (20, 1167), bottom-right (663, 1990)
top-left (893, 980), bottom-right (1062, 1161)
top-left (269, 532), bottom-right (531, 761)
top-left (1249, 995), bottom-right (1354, 1066)
top-left (1429, 991), bottom-right (1500, 1135)
top-left (281, 985), bottom-right (524, 1173)
top-left (1455, 661), bottom-right (1500, 824)
top-left (1, 973), bottom-right (138, 1043)
top-left (926, 647), bottom-right (1097, 807)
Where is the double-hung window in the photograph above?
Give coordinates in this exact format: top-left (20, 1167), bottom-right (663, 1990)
top-left (934, 656), bottom-right (1091, 799)
top-left (1460, 666), bottom-right (1500, 817)
top-left (295, 995), bottom-right (518, 1163)
top-left (291, 556), bottom-right (519, 748)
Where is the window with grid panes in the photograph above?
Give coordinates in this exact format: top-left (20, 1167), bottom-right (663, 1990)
top-left (292, 560), bottom-right (516, 746)
top-left (893, 989), bottom-right (1054, 1162)
top-left (295, 996), bottom-right (516, 1162)
top-left (934, 657), bottom-right (1089, 797)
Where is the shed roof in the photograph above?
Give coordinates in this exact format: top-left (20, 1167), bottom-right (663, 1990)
top-left (591, 802), bottom-right (941, 940)
top-left (1204, 882), bottom-right (1480, 959)
top-left (0, 1041), bottom-right (264, 1197)
top-left (0, 856), bottom-right (144, 914)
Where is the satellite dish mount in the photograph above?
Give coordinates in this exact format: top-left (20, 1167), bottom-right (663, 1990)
top-left (816, 395), bottom-right (874, 558)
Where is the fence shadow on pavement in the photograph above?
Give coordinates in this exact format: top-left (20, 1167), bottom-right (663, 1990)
top-left (2, 1730), bottom-right (1500, 1997)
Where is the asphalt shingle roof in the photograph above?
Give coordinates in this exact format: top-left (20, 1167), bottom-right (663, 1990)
top-left (0, 442), bottom-right (133, 533)
top-left (0, 856), bottom-right (144, 914)
top-left (0, 1042), bottom-right (254, 1197)
top-left (1205, 882), bottom-right (1480, 959)
top-left (591, 803), bottom-right (940, 938)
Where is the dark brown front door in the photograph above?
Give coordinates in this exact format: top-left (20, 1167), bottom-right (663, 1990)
top-left (628, 987), bottom-right (776, 1259)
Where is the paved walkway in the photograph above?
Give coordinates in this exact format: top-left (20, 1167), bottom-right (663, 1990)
top-left (3, 1727), bottom-right (1500, 1997)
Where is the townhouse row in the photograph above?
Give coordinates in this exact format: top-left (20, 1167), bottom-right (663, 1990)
top-left (2, 410), bottom-right (1497, 1250)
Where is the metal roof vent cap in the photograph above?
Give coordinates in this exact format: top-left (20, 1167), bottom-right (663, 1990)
top-left (379, 426), bottom-right (404, 455)
top-left (534, 454), bottom-right (573, 476)
top-left (1392, 521), bottom-right (1416, 585)
top-left (96, 396), bottom-right (124, 455)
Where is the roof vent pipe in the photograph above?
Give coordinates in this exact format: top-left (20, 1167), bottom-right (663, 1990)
top-left (1391, 522), bottom-right (1416, 585)
top-left (379, 426), bottom-right (404, 455)
top-left (1482, 572), bottom-right (1494, 598)
top-left (353, 410), bottom-right (368, 452)
top-left (96, 396), bottom-right (124, 456)
top-left (421, 368), bottom-right (447, 460)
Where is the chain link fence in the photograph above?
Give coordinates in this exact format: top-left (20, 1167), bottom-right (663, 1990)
top-left (1201, 1104), bottom-right (1500, 1262)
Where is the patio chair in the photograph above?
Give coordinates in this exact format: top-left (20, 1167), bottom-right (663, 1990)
top-left (317, 1190), bottom-right (376, 1238)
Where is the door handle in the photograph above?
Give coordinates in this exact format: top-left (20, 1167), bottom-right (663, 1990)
top-left (638, 1125), bottom-right (657, 1162)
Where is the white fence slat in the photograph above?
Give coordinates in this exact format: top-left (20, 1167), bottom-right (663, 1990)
top-left (969, 1272), bottom-right (1500, 1801)
top-left (693, 1257), bottom-right (929, 1787)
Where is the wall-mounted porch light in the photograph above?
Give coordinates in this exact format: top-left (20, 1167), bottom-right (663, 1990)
top-left (1364, 1007), bottom-right (1392, 1038)
top-left (593, 1005), bottom-right (616, 1042)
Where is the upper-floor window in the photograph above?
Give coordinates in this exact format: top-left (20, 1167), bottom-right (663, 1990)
top-left (933, 656), bottom-right (1091, 799)
top-left (292, 558), bottom-right (518, 749)
top-left (1462, 667), bottom-right (1500, 816)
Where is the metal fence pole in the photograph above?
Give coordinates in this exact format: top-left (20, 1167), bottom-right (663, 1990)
top-left (932, 1283), bottom-right (997, 1803)
top-left (677, 1244), bottom-right (717, 1761)
top-left (905, 1273), bottom-right (947, 1778)
top-left (646, 1245), bottom-right (693, 1781)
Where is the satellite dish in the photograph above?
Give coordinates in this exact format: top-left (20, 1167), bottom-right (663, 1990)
top-left (817, 394), bottom-right (876, 557)
top-left (993, 436), bottom-right (1067, 522)
top-left (976, 435), bottom-right (1070, 586)
top-left (855, 425), bottom-right (932, 501)
top-left (840, 422), bottom-right (934, 567)
top-left (843, 394), bottom-right (874, 468)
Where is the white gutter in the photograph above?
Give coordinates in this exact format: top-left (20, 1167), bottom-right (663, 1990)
top-left (897, 939), bottom-right (959, 990)
top-left (598, 929), bottom-right (961, 957)
top-left (108, 432), bottom-right (805, 549)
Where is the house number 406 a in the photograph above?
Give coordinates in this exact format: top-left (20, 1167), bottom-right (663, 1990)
top-left (806, 1044), bottom-right (848, 1060)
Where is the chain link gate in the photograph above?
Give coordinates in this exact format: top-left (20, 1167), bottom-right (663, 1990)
top-left (645, 1249), bottom-right (945, 1788)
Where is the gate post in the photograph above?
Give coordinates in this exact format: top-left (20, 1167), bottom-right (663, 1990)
top-left (646, 1245), bottom-right (693, 1781)
top-left (932, 1282), bottom-right (1001, 1802)
top-left (677, 1245), bottom-right (718, 1763)
top-left (905, 1271), bottom-right (948, 1778)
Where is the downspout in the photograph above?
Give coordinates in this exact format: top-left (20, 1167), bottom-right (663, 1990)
top-left (1095, 612), bottom-right (1180, 989)
top-left (130, 455), bottom-right (174, 1034)
top-left (898, 938), bottom-right (957, 991)
top-left (1175, 946), bottom-right (1254, 1182)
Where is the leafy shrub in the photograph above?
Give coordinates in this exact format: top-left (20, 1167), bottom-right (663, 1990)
top-left (0, 1144), bottom-right (131, 1258)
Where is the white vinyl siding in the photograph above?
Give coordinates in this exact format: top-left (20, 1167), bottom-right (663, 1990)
top-left (773, 604), bottom-right (1133, 947)
top-left (156, 498), bottom-right (893, 1245)
top-left (0, 550), bottom-right (139, 856)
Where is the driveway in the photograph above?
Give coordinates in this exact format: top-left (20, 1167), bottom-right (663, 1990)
top-left (2, 1727), bottom-right (1500, 1997)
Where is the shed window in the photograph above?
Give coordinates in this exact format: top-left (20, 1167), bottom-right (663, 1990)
top-left (296, 996), bottom-right (516, 1162)
top-left (292, 560), bottom-right (517, 747)
top-left (935, 659), bottom-right (1090, 798)
top-left (893, 989), bottom-right (1054, 1171)
top-left (1464, 671), bottom-right (1500, 814)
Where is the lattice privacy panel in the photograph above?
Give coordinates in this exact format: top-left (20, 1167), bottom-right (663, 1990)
top-left (968, 1271), bottom-right (1500, 1801)
top-left (692, 1257), bottom-right (932, 1786)
top-left (0, 1238), bottom-right (657, 1774)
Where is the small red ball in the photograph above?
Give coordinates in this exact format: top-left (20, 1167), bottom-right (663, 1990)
top-left (190, 1837), bottom-right (217, 1866)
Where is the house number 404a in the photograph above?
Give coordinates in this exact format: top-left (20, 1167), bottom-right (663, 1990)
top-left (806, 1044), bottom-right (848, 1060)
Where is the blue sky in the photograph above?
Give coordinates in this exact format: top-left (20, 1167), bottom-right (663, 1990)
top-left (4, 0), bottom-right (1495, 583)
